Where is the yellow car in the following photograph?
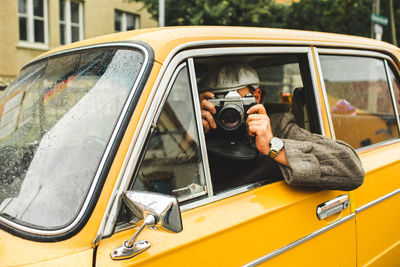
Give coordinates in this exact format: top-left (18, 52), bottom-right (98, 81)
top-left (0, 27), bottom-right (399, 266)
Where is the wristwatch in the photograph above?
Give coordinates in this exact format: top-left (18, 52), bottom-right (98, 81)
top-left (268, 137), bottom-right (284, 159)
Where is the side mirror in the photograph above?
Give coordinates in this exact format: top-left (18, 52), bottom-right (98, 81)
top-left (111, 191), bottom-right (182, 260)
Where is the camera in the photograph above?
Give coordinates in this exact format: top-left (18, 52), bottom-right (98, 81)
top-left (208, 90), bottom-right (257, 131)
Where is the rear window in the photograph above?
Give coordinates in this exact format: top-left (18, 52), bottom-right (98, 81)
top-left (320, 55), bottom-right (399, 148)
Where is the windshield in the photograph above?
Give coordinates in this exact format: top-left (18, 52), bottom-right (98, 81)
top-left (0, 47), bottom-right (144, 229)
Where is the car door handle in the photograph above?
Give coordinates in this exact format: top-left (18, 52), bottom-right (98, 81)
top-left (316, 195), bottom-right (350, 220)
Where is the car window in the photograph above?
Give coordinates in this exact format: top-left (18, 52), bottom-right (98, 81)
top-left (116, 64), bottom-right (208, 228)
top-left (132, 64), bottom-right (207, 202)
top-left (319, 55), bottom-right (400, 149)
top-left (388, 65), bottom-right (400, 116)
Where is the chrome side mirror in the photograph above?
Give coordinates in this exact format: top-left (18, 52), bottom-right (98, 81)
top-left (111, 191), bottom-right (182, 260)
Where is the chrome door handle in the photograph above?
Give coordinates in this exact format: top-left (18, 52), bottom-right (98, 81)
top-left (316, 195), bottom-right (349, 220)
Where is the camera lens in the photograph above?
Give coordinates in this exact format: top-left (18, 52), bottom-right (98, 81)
top-left (219, 104), bottom-right (244, 131)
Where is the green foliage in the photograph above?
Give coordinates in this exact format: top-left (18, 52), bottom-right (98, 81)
top-left (132, 0), bottom-right (289, 27)
top-left (286, 0), bottom-right (372, 37)
top-left (131, 0), bottom-right (399, 45)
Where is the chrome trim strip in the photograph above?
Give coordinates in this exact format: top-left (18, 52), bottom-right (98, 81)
top-left (385, 60), bottom-right (400, 135)
top-left (181, 181), bottom-right (268, 211)
top-left (316, 48), bottom-right (393, 60)
top-left (308, 48), bottom-right (325, 136)
top-left (0, 43), bottom-right (150, 236)
top-left (151, 39), bottom-right (399, 65)
top-left (313, 48), bottom-right (336, 139)
top-left (188, 58), bottom-right (214, 197)
top-left (356, 138), bottom-right (400, 153)
top-left (356, 188), bottom-right (400, 214)
top-left (243, 214), bottom-right (355, 266)
top-left (95, 46), bottom-right (328, 242)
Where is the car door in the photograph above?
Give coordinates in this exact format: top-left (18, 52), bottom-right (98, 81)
top-left (95, 46), bottom-right (357, 266)
top-left (315, 48), bottom-right (400, 266)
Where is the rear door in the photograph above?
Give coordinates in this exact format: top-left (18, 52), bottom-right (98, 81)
top-left (95, 46), bottom-right (357, 266)
top-left (315, 48), bottom-right (400, 266)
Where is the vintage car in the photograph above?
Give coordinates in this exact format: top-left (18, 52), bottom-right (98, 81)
top-left (0, 27), bottom-right (399, 266)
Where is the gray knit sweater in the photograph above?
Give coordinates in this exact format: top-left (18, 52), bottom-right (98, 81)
top-left (271, 112), bottom-right (365, 191)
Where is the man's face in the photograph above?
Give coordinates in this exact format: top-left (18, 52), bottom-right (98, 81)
top-left (236, 86), bottom-right (261, 104)
top-left (237, 87), bottom-right (251, 97)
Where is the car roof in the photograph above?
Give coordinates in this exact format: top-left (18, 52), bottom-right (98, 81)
top-left (33, 26), bottom-right (400, 64)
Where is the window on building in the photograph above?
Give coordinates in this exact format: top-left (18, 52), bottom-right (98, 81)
top-left (115, 10), bottom-right (140, 32)
top-left (60, 0), bottom-right (83, 45)
top-left (18, 0), bottom-right (48, 44)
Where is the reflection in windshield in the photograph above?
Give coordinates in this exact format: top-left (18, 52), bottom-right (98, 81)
top-left (0, 48), bottom-right (144, 229)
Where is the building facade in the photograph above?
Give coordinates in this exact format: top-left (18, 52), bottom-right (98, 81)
top-left (0, 0), bottom-right (157, 90)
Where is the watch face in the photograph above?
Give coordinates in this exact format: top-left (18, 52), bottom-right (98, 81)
top-left (270, 137), bottom-right (284, 150)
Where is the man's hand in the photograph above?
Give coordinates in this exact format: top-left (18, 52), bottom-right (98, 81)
top-left (246, 104), bottom-right (273, 156)
top-left (199, 91), bottom-right (217, 132)
top-left (247, 104), bottom-right (288, 166)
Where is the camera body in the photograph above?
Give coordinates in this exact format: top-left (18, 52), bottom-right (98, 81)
top-left (208, 90), bottom-right (257, 131)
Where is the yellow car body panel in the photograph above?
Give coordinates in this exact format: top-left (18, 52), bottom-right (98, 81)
top-left (96, 184), bottom-right (355, 266)
top-left (0, 26), bottom-right (399, 266)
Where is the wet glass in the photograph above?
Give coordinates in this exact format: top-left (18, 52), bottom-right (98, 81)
top-left (0, 48), bottom-right (145, 229)
top-left (320, 55), bottom-right (399, 148)
top-left (132, 66), bottom-right (206, 202)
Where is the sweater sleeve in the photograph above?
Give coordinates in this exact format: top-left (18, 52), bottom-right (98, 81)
top-left (271, 113), bottom-right (365, 191)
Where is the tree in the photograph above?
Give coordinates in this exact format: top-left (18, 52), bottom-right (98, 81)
top-left (132, 0), bottom-right (399, 46)
top-left (130, 0), bottom-right (289, 27)
top-left (286, 0), bottom-right (372, 37)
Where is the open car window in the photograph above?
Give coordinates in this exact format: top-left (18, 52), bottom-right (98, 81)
top-left (194, 54), bottom-right (318, 193)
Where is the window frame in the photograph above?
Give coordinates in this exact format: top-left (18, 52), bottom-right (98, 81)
top-left (314, 48), bottom-right (400, 151)
top-left (98, 46), bottom-right (323, 238)
top-left (18, 0), bottom-right (49, 48)
top-left (59, 0), bottom-right (84, 45)
top-left (114, 9), bottom-right (140, 32)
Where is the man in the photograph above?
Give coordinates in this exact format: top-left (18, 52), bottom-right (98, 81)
top-left (200, 63), bottom-right (364, 193)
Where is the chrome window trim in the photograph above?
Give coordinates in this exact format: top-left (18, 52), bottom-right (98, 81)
top-left (181, 180), bottom-right (271, 211)
top-left (316, 48), bottom-right (393, 61)
top-left (385, 60), bottom-right (400, 135)
top-left (95, 45), bottom-right (324, 242)
top-left (308, 47), bottom-right (326, 135)
top-left (313, 48), bottom-right (336, 139)
top-left (0, 43), bottom-right (150, 236)
top-left (355, 138), bottom-right (400, 153)
top-left (188, 58), bottom-right (214, 197)
top-left (356, 188), bottom-right (400, 214)
top-left (243, 213), bottom-right (355, 266)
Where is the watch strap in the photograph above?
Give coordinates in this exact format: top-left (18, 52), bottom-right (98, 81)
top-left (267, 149), bottom-right (279, 159)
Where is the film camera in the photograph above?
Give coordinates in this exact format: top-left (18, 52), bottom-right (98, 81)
top-left (208, 90), bottom-right (257, 131)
